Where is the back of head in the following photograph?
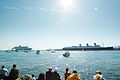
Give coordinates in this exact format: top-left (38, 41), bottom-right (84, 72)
top-left (1, 65), bottom-right (5, 69)
top-left (54, 67), bottom-right (58, 72)
top-left (48, 67), bottom-right (52, 72)
top-left (66, 68), bottom-right (69, 72)
top-left (32, 74), bottom-right (35, 77)
top-left (13, 64), bottom-right (16, 68)
top-left (38, 73), bottom-right (44, 80)
top-left (96, 70), bottom-right (102, 75)
top-left (73, 70), bottom-right (77, 73)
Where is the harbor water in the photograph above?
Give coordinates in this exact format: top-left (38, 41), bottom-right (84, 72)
top-left (0, 50), bottom-right (120, 80)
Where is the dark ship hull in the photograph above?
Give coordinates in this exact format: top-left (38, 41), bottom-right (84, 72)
top-left (63, 47), bottom-right (114, 51)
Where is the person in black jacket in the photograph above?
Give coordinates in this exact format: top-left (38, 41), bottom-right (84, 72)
top-left (46, 67), bottom-right (53, 80)
top-left (9, 64), bottom-right (19, 80)
top-left (53, 67), bottom-right (61, 80)
top-left (37, 73), bottom-right (45, 80)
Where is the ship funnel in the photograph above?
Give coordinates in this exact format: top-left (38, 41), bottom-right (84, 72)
top-left (19, 45), bottom-right (21, 47)
top-left (86, 43), bottom-right (89, 46)
top-left (94, 43), bottom-right (96, 46)
top-left (79, 44), bottom-right (81, 46)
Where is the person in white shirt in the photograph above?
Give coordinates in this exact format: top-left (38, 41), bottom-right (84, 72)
top-left (0, 65), bottom-right (8, 79)
top-left (32, 74), bottom-right (36, 80)
top-left (93, 70), bottom-right (104, 80)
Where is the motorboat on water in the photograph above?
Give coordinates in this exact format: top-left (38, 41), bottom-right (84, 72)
top-left (51, 50), bottom-right (55, 53)
top-left (36, 50), bottom-right (40, 54)
top-left (63, 52), bottom-right (70, 57)
top-left (5, 50), bottom-right (11, 52)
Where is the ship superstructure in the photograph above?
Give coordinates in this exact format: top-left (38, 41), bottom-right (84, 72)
top-left (12, 45), bottom-right (32, 52)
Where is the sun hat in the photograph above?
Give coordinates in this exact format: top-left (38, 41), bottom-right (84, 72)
top-left (54, 67), bottom-right (58, 72)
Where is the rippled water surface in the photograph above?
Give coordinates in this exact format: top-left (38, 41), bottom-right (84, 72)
top-left (0, 50), bottom-right (120, 80)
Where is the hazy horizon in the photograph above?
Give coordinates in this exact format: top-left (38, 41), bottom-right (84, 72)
top-left (0, 0), bottom-right (120, 50)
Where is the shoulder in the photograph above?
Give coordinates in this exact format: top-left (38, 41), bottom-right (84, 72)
top-left (66, 75), bottom-right (72, 80)
top-left (64, 72), bottom-right (66, 75)
top-left (10, 68), bottom-right (14, 71)
top-left (54, 72), bottom-right (58, 74)
top-left (4, 68), bottom-right (8, 72)
top-left (46, 71), bottom-right (49, 73)
top-left (15, 67), bottom-right (19, 71)
top-left (16, 67), bottom-right (19, 70)
top-left (46, 71), bottom-right (50, 74)
top-left (68, 74), bottom-right (72, 78)
top-left (53, 72), bottom-right (59, 76)
top-left (69, 72), bottom-right (71, 75)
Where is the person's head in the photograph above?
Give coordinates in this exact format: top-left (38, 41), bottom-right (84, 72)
top-left (96, 70), bottom-right (102, 75)
top-left (73, 70), bottom-right (77, 73)
top-left (1, 65), bottom-right (5, 69)
top-left (13, 64), bottom-right (16, 68)
top-left (38, 73), bottom-right (44, 80)
top-left (66, 68), bottom-right (69, 72)
top-left (48, 67), bottom-right (52, 72)
top-left (32, 74), bottom-right (35, 77)
top-left (54, 67), bottom-right (58, 72)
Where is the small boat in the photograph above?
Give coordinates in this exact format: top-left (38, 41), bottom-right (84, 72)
top-left (5, 50), bottom-right (11, 52)
top-left (36, 50), bottom-right (40, 54)
top-left (24, 50), bottom-right (28, 53)
top-left (63, 52), bottom-right (70, 57)
top-left (51, 50), bottom-right (55, 53)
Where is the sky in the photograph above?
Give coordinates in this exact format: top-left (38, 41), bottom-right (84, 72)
top-left (0, 0), bottom-right (120, 50)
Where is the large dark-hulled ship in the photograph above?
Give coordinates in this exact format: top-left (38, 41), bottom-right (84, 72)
top-left (63, 43), bottom-right (113, 51)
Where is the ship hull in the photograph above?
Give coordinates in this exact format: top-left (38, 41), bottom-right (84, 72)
top-left (63, 47), bottom-right (114, 51)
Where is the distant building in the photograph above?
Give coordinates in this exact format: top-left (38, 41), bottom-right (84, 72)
top-left (11, 45), bottom-right (32, 52)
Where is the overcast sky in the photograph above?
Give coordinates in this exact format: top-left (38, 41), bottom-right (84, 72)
top-left (0, 0), bottom-right (120, 50)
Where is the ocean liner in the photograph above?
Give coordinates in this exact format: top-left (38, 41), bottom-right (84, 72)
top-left (63, 43), bottom-right (113, 51)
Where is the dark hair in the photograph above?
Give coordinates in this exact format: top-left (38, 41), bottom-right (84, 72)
top-left (73, 70), bottom-right (77, 73)
top-left (96, 70), bottom-right (102, 75)
top-left (99, 72), bottom-right (102, 75)
top-left (38, 73), bottom-right (44, 80)
top-left (1, 65), bottom-right (5, 68)
top-left (13, 64), bottom-right (16, 68)
top-left (32, 74), bottom-right (35, 77)
top-left (66, 68), bottom-right (69, 72)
